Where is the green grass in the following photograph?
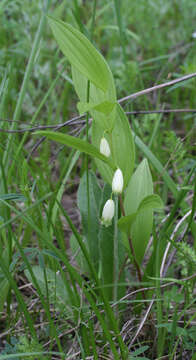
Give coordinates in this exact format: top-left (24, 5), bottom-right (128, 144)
top-left (0, 0), bottom-right (195, 359)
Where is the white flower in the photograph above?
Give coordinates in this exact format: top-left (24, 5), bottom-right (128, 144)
top-left (100, 137), bottom-right (111, 157)
top-left (101, 199), bottom-right (115, 227)
top-left (112, 168), bottom-right (124, 194)
top-left (192, 31), bottom-right (196, 39)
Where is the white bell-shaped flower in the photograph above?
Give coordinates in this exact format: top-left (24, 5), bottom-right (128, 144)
top-left (112, 168), bottom-right (124, 194)
top-left (100, 137), bottom-right (111, 157)
top-left (101, 199), bottom-right (115, 227)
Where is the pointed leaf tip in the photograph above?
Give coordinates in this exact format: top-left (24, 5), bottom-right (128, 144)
top-left (47, 16), bottom-right (110, 92)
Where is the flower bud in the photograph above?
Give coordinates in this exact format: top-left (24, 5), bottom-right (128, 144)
top-left (100, 137), bottom-right (111, 157)
top-left (112, 168), bottom-right (124, 194)
top-left (101, 199), bottom-right (115, 227)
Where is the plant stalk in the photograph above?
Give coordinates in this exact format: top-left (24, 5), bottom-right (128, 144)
top-left (119, 195), bottom-right (145, 298)
top-left (113, 194), bottom-right (119, 309)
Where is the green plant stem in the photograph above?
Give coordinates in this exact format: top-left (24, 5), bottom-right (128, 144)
top-left (84, 48), bottom-right (94, 280)
top-left (85, 81), bottom-right (90, 256)
top-left (119, 195), bottom-right (145, 295)
top-left (113, 194), bottom-right (119, 308)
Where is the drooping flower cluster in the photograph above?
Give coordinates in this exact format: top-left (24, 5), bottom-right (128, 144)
top-left (99, 137), bottom-right (124, 226)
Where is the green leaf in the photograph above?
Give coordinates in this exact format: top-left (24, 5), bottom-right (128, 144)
top-left (0, 352), bottom-right (64, 359)
top-left (72, 65), bottom-right (116, 128)
top-left (112, 104), bottom-right (135, 185)
top-left (124, 159), bottom-right (153, 264)
top-left (129, 345), bottom-right (150, 359)
top-left (131, 345), bottom-right (149, 356)
top-left (77, 171), bottom-right (102, 271)
top-left (118, 212), bottom-right (137, 234)
top-left (118, 195), bottom-right (163, 234)
top-left (48, 16), bottom-right (111, 92)
top-left (0, 193), bottom-right (26, 202)
top-left (137, 194), bottom-right (164, 212)
top-left (35, 131), bottom-right (115, 170)
top-left (77, 100), bottom-right (116, 115)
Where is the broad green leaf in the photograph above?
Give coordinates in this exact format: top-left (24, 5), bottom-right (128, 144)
top-left (92, 103), bottom-right (135, 187)
top-left (48, 16), bottom-right (111, 92)
top-left (124, 159), bottom-right (153, 264)
top-left (35, 131), bottom-right (115, 170)
top-left (77, 100), bottom-right (116, 115)
top-left (77, 171), bottom-right (102, 271)
top-left (137, 194), bottom-right (164, 212)
top-left (111, 104), bottom-right (135, 185)
top-left (118, 212), bottom-right (137, 234)
top-left (118, 195), bottom-right (163, 234)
